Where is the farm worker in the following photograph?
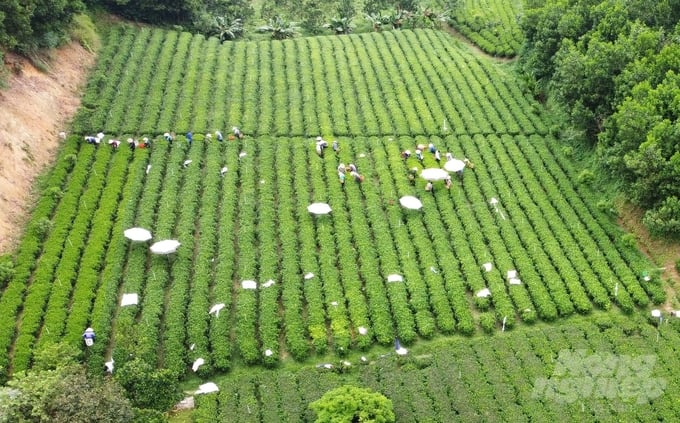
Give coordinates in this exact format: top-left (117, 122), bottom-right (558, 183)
top-left (85, 136), bottom-right (97, 145)
top-left (127, 138), bottom-right (136, 151)
top-left (220, 166), bottom-right (228, 177)
top-left (445, 176), bottom-right (452, 190)
top-left (142, 137), bottom-right (150, 148)
top-left (408, 171), bottom-right (417, 185)
top-left (408, 167), bottom-right (418, 184)
top-left (464, 158), bottom-right (475, 169)
top-left (332, 140), bottom-right (339, 153)
top-left (82, 327), bottom-right (96, 347)
top-left (347, 163), bottom-right (357, 173)
top-left (164, 132), bottom-right (173, 142)
top-left (434, 150), bottom-right (441, 162)
top-left (350, 171), bottom-right (363, 182)
top-left (445, 152), bottom-right (453, 162)
top-left (108, 139), bottom-right (120, 149)
top-left (337, 163), bottom-right (346, 173)
top-left (338, 171), bottom-right (345, 185)
top-left (216, 131), bottom-right (223, 142)
top-left (415, 149), bottom-right (423, 161)
top-left (186, 131), bottom-right (193, 146)
top-left (428, 143), bottom-right (436, 154)
top-left (316, 140), bottom-right (328, 156)
top-left (233, 126), bottom-right (244, 139)
top-left (401, 150), bottom-right (411, 160)
top-left (425, 181), bottom-right (433, 193)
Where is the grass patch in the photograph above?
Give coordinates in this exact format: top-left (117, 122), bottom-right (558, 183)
top-left (70, 13), bottom-right (101, 53)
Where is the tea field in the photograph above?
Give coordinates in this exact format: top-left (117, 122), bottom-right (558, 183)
top-left (436, 0), bottom-right (524, 57)
top-left (0, 23), bottom-right (673, 421)
top-left (195, 315), bottom-right (680, 422)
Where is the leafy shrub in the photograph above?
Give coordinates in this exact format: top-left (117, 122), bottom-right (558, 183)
top-left (32, 341), bottom-right (80, 371)
top-left (257, 16), bottom-right (300, 39)
top-left (45, 186), bottom-right (64, 200)
top-left (133, 408), bottom-right (167, 423)
top-left (596, 199), bottom-right (617, 216)
top-left (116, 358), bottom-right (181, 411)
top-left (69, 14), bottom-right (101, 53)
top-left (32, 217), bottom-right (53, 241)
top-left (577, 169), bottom-right (595, 185)
top-left (619, 233), bottom-right (637, 250)
top-left (63, 153), bottom-right (77, 171)
top-left (594, 316), bottom-right (614, 330)
top-left (309, 385), bottom-right (395, 423)
top-left (0, 51), bottom-right (7, 87)
top-left (479, 312), bottom-right (496, 334)
top-left (521, 308), bottom-right (537, 324)
top-left (0, 258), bottom-right (14, 289)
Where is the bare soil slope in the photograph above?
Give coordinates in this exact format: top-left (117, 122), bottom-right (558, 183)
top-left (0, 43), bottom-right (95, 254)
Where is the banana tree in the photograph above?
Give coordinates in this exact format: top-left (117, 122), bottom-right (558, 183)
top-left (364, 12), bottom-right (391, 32)
top-left (257, 16), bottom-right (300, 40)
top-left (324, 16), bottom-right (354, 35)
top-left (214, 17), bottom-right (244, 42)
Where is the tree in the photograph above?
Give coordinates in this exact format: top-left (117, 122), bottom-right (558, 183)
top-left (363, 0), bottom-right (392, 15)
top-left (0, 0), bottom-right (84, 53)
top-left (0, 343), bottom-right (133, 422)
top-left (644, 196), bottom-right (680, 238)
top-left (396, 0), bottom-right (418, 12)
top-left (599, 72), bottom-right (680, 203)
top-left (336, 0), bottom-right (355, 20)
top-left (518, 0), bottom-right (680, 237)
top-left (0, 0), bottom-right (33, 50)
top-left (191, 0), bottom-right (253, 35)
top-left (94, 0), bottom-right (253, 31)
top-left (309, 385), bottom-right (395, 423)
top-left (0, 367), bottom-right (133, 422)
top-left (299, 0), bottom-right (326, 35)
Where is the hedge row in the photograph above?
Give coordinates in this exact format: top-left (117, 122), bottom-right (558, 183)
top-left (10, 144), bottom-right (99, 372)
top-left (0, 139), bottom-right (81, 381)
top-left (69, 25), bottom-right (544, 138)
top-left (192, 316), bottom-right (680, 421)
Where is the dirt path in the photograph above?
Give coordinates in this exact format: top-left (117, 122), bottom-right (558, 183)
top-left (617, 202), bottom-right (680, 310)
top-left (442, 24), bottom-right (515, 63)
top-left (0, 43), bottom-right (95, 255)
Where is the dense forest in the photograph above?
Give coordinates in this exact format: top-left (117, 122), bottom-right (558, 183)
top-left (519, 0), bottom-right (680, 237)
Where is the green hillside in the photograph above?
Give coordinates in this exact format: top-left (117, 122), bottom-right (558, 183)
top-left (0, 22), bottom-right (676, 422)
